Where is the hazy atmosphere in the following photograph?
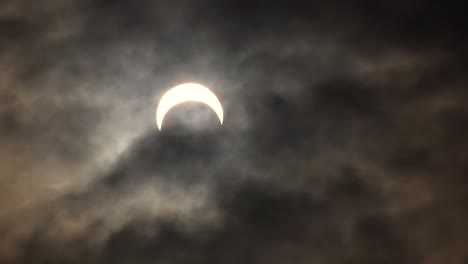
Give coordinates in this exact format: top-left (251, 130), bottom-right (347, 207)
top-left (1, 1), bottom-right (467, 263)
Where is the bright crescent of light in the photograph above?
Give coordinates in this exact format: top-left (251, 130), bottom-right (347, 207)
top-left (156, 83), bottom-right (224, 130)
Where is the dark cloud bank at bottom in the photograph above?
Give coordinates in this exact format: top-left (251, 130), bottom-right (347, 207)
top-left (14, 124), bottom-right (468, 264)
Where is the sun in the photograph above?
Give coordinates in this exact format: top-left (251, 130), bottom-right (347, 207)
top-left (156, 83), bottom-right (224, 131)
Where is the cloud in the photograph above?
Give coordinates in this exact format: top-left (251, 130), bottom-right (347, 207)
top-left (1, 0), bottom-right (467, 263)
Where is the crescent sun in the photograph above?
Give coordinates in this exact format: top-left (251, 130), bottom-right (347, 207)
top-left (156, 83), bottom-right (224, 131)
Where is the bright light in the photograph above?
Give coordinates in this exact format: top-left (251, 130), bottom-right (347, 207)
top-left (156, 83), bottom-right (224, 130)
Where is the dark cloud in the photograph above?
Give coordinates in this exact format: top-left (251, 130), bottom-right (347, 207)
top-left (1, 0), bottom-right (468, 263)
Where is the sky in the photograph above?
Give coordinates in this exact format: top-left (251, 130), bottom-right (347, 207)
top-left (1, 1), bottom-right (467, 263)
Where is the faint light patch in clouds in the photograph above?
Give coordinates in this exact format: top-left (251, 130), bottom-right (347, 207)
top-left (349, 50), bottom-right (451, 88)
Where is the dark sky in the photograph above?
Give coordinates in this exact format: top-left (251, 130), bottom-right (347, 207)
top-left (1, 1), bottom-right (468, 263)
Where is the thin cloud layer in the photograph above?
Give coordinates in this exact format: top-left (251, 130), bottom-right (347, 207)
top-left (1, 1), bottom-right (467, 263)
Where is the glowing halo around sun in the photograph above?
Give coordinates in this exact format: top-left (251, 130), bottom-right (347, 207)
top-left (156, 83), bottom-right (224, 131)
